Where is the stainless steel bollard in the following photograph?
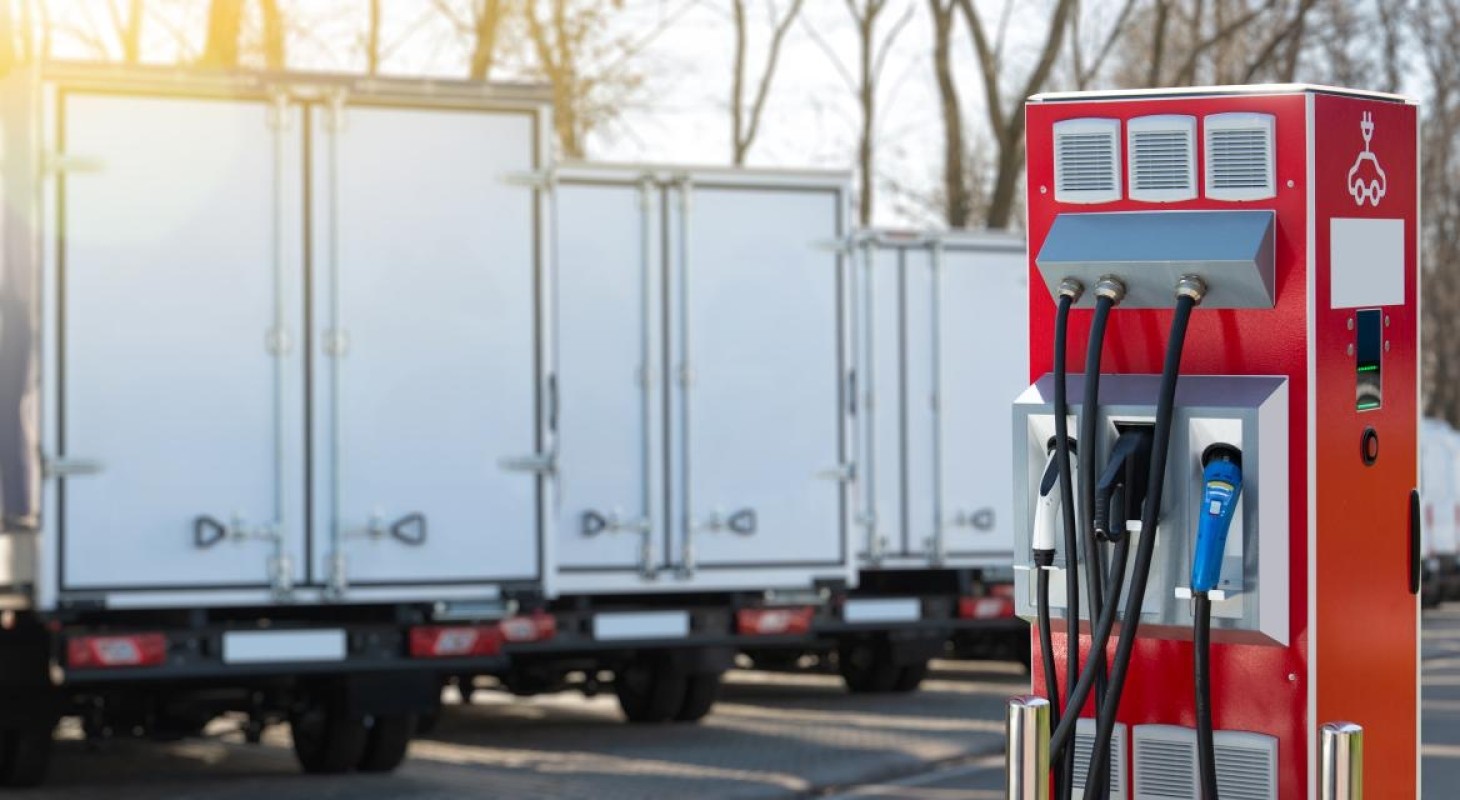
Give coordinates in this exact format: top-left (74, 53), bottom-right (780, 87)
top-left (1320, 721), bottom-right (1364, 800)
top-left (1005, 695), bottom-right (1051, 800)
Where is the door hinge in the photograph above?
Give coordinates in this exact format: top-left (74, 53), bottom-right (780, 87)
top-left (44, 457), bottom-right (104, 478)
top-left (322, 329), bottom-right (349, 357)
top-left (503, 169), bottom-right (556, 190)
top-left (817, 463), bottom-right (855, 483)
top-left (500, 452), bottom-right (556, 475)
top-left (43, 152), bottom-right (104, 175)
top-left (266, 91), bottom-right (292, 131)
top-left (323, 88), bottom-right (348, 133)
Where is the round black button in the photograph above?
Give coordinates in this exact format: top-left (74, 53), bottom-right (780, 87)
top-left (1361, 427), bottom-right (1379, 466)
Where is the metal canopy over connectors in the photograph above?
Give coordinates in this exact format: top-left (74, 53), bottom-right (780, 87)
top-left (1035, 210), bottom-right (1275, 308)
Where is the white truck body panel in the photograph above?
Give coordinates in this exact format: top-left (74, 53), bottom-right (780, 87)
top-left (1422, 419), bottom-right (1459, 559)
top-left (3, 67), bottom-right (554, 610)
top-left (855, 231), bottom-right (1028, 570)
top-left (552, 165), bottom-right (855, 595)
top-left (307, 103), bottom-right (543, 589)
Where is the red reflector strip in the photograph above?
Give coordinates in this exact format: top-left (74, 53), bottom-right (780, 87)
top-left (410, 613), bottom-right (557, 659)
top-left (959, 596), bottom-right (1015, 620)
top-left (736, 606), bottom-right (815, 636)
top-left (67, 633), bottom-right (168, 670)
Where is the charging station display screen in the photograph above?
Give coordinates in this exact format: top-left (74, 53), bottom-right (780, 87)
top-left (1356, 308), bottom-right (1382, 411)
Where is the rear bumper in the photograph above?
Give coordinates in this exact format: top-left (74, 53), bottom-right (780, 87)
top-left (54, 620), bottom-right (509, 686)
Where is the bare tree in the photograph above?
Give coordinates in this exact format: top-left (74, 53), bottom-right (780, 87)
top-left (928, 0), bottom-right (970, 226)
top-left (199, 0), bottom-right (243, 67)
top-left (1109, 0), bottom-right (1322, 88)
top-left (522, 0), bottom-right (691, 159)
top-left (958, 0), bottom-right (1075, 229)
top-left (259, 0), bottom-right (284, 69)
top-left (1068, 0), bottom-right (1138, 89)
top-left (366, 0), bottom-right (382, 74)
top-left (429, 1), bottom-right (509, 80)
top-left (730, 0), bottom-right (805, 165)
top-left (198, 0), bottom-right (284, 69)
top-left (1413, 0), bottom-right (1460, 424)
top-left (805, 1), bottom-right (914, 226)
top-left (108, 0), bottom-right (145, 63)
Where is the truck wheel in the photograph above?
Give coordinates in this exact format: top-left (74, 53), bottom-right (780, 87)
top-left (838, 641), bottom-right (899, 693)
top-left (891, 660), bottom-right (930, 692)
top-left (290, 704), bottom-right (368, 774)
top-left (0, 723), bottom-right (53, 788)
top-left (357, 714), bottom-right (414, 773)
top-left (673, 672), bottom-right (722, 722)
top-left (616, 655), bottom-right (688, 723)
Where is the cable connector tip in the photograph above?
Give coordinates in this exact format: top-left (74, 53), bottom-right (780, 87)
top-left (1094, 276), bottom-right (1127, 304)
top-left (1057, 278), bottom-right (1085, 301)
top-left (1176, 275), bottom-right (1208, 304)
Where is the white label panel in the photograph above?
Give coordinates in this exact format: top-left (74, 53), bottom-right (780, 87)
top-left (222, 630), bottom-right (347, 664)
top-left (843, 597), bottom-right (921, 623)
top-left (593, 611), bottom-right (690, 641)
top-left (1330, 217), bottom-right (1404, 308)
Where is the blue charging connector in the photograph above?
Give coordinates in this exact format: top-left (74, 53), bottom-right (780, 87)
top-left (1190, 444), bottom-right (1243, 594)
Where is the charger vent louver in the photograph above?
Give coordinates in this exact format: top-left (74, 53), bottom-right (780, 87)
top-left (1134, 725), bottom-right (1197, 799)
top-left (1205, 113), bottom-right (1276, 201)
top-left (1054, 118), bottom-right (1122, 204)
top-left (1132, 725), bottom-right (1279, 800)
top-left (1128, 115), bottom-right (1197, 202)
top-left (1213, 731), bottom-right (1279, 800)
top-left (1072, 719), bottom-right (1128, 799)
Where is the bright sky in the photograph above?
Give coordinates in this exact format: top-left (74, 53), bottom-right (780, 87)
top-left (37, 0), bottom-right (1053, 228)
top-left (34, 1), bottom-right (1425, 228)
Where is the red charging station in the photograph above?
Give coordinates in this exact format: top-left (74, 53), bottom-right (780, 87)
top-left (1017, 86), bottom-right (1419, 798)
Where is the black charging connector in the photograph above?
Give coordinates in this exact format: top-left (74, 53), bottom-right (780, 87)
top-left (1093, 425), bottom-right (1153, 542)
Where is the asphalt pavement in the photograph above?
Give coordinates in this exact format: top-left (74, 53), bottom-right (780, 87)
top-left (23, 607), bottom-right (1460, 798)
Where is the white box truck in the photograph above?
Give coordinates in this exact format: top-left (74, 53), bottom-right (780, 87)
top-left (775, 230), bottom-right (1032, 690)
top-left (482, 163), bottom-right (858, 721)
top-left (1421, 418), bottom-right (1460, 606)
top-left (0, 64), bottom-right (559, 784)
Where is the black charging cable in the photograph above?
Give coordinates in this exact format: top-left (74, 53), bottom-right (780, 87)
top-left (1051, 279), bottom-right (1082, 800)
top-left (1083, 277), bottom-right (1206, 794)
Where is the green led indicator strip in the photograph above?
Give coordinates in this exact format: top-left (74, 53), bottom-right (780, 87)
top-left (1357, 365), bottom-right (1379, 372)
top-left (1357, 401), bottom-right (1381, 410)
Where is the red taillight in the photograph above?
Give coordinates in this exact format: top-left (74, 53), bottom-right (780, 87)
top-left (409, 613), bottom-right (556, 659)
top-left (959, 596), bottom-right (1015, 620)
top-left (736, 606), bottom-right (815, 636)
top-left (988, 583), bottom-right (1016, 599)
top-left (66, 633), bottom-right (168, 670)
top-left (499, 612), bottom-right (556, 643)
top-left (410, 626), bottom-right (502, 658)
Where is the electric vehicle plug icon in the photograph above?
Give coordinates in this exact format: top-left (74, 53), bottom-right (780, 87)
top-left (1191, 444), bottom-right (1243, 594)
top-left (1347, 111), bottom-right (1387, 207)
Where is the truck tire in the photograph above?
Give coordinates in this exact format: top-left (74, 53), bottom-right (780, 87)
top-left (290, 705), bottom-right (369, 774)
top-left (616, 655), bottom-right (688, 723)
top-left (673, 672), bottom-right (722, 722)
top-left (0, 724), bottom-right (52, 788)
top-left (891, 660), bottom-right (930, 692)
top-left (357, 714), bottom-right (414, 773)
top-left (838, 641), bottom-right (900, 693)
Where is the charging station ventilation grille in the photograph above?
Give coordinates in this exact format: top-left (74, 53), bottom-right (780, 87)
top-left (1128, 115), bottom-right (1197, 202)
top-left (1204, 112), bottom-right (1276, 201)
top-left (1054, 118), bottom-right (1121, 204)
top-left (1132, 724), bottom-right (1278, 800)
top-left (1072, 719), bottom-right (1128, 799)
